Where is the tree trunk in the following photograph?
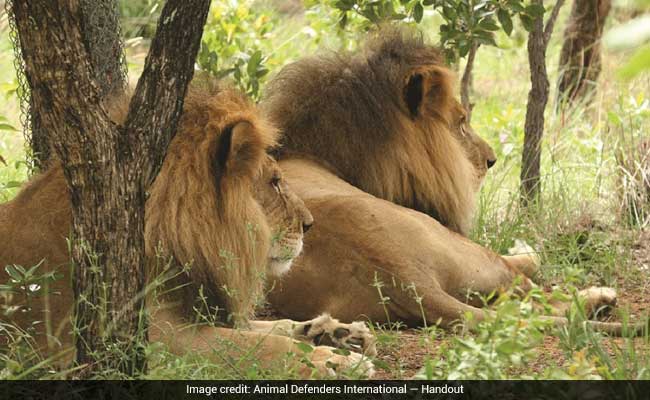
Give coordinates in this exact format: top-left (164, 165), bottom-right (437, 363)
top-left (520, 0), bottom-right (566, 205)
top-left (12, 0), bottom-right (210, 376)
top-left (6, 0), bottom-right (127, 170)
top-left (460, 43), bottom-right (478, 121)
top-left (557, 0), bottom-right (611, 107)
top-left (80, 0), bottom-right (128, 98)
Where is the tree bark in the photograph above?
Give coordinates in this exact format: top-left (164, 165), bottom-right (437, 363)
top-left (520, 0), bottom-right (566, 205)
top-left (7, 0), bottom-right (127, 170)
top-left (80, 0), bottom-right (127, 98)
top-left (460, 43), bottom-right (478, 121)
top-left (557, 0), bottom-right (612, 107)
top-left (12, 0), bottom-right (210, 375)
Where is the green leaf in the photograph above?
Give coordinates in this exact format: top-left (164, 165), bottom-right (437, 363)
top-left (474, 30), bottom-right (497, 47)
top-left (413, 3), bottom-right (424, 23)
top-left (607, 111), bottom-right (622, 127)
top-left (496, 339), bottom-right (521, 355)
top-left (498, 9), bottom-right (513, 36)
top-left (257, 67), bottom-right (269, 78)
top-left (372, 359), bottom-right (392, 371)
top-left (247, 50), bottom-right (262, 77)
top-left (424, 358), bottom-right (434, 379)
top-left (423, 0), bottom-right (435, 5)
top-left (332, 348), bottom-right (351, 356)
top-left (338, 12), bottom-right (348, 28)
top-left (0, 123), bottom-right (17, 131)
top-left (519, 13), bottom-right (534, 32)
top-left (479, 18), bottom-right (500, 31)
top-left (5, 265), bottom-right (22, 281)
top-left (618, 45), bottom-right (650, 80)
top-left (295, 342), bottom-right (314, 354)
top-left (508, 1), bottom-right (525, 13)
top-left (360, 7), bottom-right (379, 23)
top-left (335, 0), bottom-right (353, 11)
top-left (0, 284), bottom-right (17, 293)
top-left (524, 4), bottom-right (545, 17)
top-left (2, 181), bottom-right (22, 188)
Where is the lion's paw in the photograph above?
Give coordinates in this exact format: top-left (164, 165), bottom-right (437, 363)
top-left (508, 239), bottom-right (540, 265)
top-left (578, 286), bottom-right (617, 318)
top-left (300, 314), bottom-right (377, 356)
top-left (507, 239), bottom-right (540, 278)
top-left (305, 346), bottom-right (375, 378)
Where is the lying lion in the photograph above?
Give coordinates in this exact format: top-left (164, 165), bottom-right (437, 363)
top-left (0, 79), bottom-right (375, 377)
top-left (262, 28), bottom-right (642, 335)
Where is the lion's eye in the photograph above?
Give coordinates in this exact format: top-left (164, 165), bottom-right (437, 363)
top-left (459, 122), bottom-right (469, 137)
top-left (271, 176), bottom-right (281, 190)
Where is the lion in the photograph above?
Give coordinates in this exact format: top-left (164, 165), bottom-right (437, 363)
top-left (261, 28), bottom-right (644, 335)
top-left (0, 79), bottom-right (375, 377)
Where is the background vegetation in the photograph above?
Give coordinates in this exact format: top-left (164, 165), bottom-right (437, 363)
top-left (1, 0), bottom-right (649, 379)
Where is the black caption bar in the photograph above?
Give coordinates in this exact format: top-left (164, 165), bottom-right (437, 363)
top-left (2, 380), bottom-right (650, 400)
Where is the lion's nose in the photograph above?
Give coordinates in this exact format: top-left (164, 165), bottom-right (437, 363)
top-left (302, 221), bottom-right (313, 233)
top-left (487, 158), bottom-right (497, 169)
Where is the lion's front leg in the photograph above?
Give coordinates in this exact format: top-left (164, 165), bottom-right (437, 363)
top-left (249, 314), bottom-right (377, 356)
top-left (149, 311), bottom-right (375, 378)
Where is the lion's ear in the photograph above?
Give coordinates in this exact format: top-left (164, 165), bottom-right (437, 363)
top-left (213, 121), bottom-right (263, 183)
top-left (404, 67), bottom-right (454, 121)
top-left (404, 73), bottom-right (424, 118)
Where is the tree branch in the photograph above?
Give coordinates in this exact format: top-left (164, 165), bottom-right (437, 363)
top-left (123, 0), bottom-right (211, 186)
top-left (543, 0), bottom-right (567, 47)
top-left (460, 42), bottom-right (479, 121)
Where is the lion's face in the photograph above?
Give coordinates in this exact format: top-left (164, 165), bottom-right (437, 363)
top-left (451, 103), bottom-right (497, 189)
top-left (255, 156), bottom-right (313, 278)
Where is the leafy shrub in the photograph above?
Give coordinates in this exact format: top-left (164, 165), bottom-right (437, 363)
top-left (415, 287), bottom-right (550, 379)
top-left (198, 1), bottom-right (276, 99)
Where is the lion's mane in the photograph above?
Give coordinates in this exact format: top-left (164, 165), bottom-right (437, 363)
top-left (0, 79), bottom-right (279, 330)
top-left (263, 28), bottom-right (476, 234)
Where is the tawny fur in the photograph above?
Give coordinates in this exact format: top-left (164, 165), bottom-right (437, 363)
top-left (263, 29), bottom-right (643, 336)
top-left (264, 28), bottom-right (477, 235)
top-left (0, 80), bottom-right (373, 375)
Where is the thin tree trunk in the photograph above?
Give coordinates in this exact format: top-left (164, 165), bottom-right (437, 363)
top-left (461, 43), bottom-right (478, 121)
top-left (557, 0), bottom-right (611, 107)
top-left (520, 0), bottom-right (566, 205)
top-left (12, 0), bottom-right (210, 375)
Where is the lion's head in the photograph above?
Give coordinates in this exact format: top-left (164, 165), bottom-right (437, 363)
top-left (263, 27), bottom-right (494, 236)
top-left (449, 100), bottom-right (497, 190)
top-left (143, 80), bottom-right (312, 325)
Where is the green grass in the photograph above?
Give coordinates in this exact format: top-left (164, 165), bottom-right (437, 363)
top-left (1, 1), bottom-right (650, 380)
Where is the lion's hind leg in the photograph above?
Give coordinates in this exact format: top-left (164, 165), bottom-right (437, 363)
top-left (550, 286), bottom-right (618, 319)
top-left (249, 314), bottom-right (377, 356)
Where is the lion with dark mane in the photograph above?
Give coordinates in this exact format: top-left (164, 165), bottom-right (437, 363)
top-left (0, 79), bottom-right (375, 376)
top-left (262, 28), bottom-right (643, 335)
